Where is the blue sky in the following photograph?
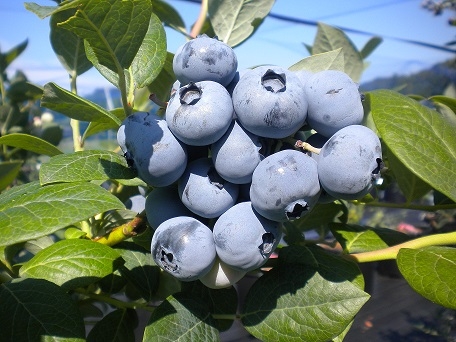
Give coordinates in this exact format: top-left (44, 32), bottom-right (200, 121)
top-left (0, 0), bottom-right (454, 95)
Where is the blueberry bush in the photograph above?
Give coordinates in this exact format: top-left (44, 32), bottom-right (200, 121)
top-left (1, 0), bottom-right (455, 341)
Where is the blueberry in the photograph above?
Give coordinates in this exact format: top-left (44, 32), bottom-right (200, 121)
top-left (166, 81), bottom-right (234, 146)
top-left (173, 34), bottom-right (238, 86)
top-left (213, 201), bottom-right (282, 272)
top-left (304, 70), bottom-right (364, 138)
top-left (211, 120), bottom-right (264, 184)
top-left (232, 65), bottom-right (308, 139)
top-left (318, 124), bottom-right (383, 200)
top-left (124, 194), bottom-right (146, 213)
top-left (151, 216), bottom-right (216, 281)
top-left (250, 149), bottom-right (321, 222)
top-left (145, 186), bottom-right (199, 230)
top-left (117, 112), bottom-right (187, 187)
top-left (178, 158), bottom-right (239, 218)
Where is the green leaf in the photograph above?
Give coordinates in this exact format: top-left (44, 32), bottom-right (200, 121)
top-left (147, 52), bottom-right (175, 102)
top-left (208, 0), bottom-right (275, 47)
top-left (20, 239), bottom-right (123, 291)
top-left (181, 281), bottom-right (238, 331)
top-left (387, 148), bottom-right (432, 202)
top-left (41, 82), bottom-right (121, 125)
top-left (330, 223), bottom-right (410, 253)
top-left (131, 13), bottom-right (167, 88)
top-left (83, 108), bottom-right (126, 141)
top-left (359, 36), bottom-right (383, 59)
top-left (0, 278), bottom-right (85, 341)
top-left (143, 292), bottom-right (220, 341)
top-left (397, 246), bottom-right (456, 309)
top-left (280, 244), bottom-right (365, 289)
top-left (0, 133), bottom-right (63, 156)
top-left (369, 89), bottom-right (456, 202)
top-left (50, 8), bottom-right (92, 75)
top-left (24, 236), bottom-right (55, 255)
top-left (0, 181), bottom-right (124, 246)
top-left (58, 0), bottom-right (152, 72)
top-left (312, 23), bottom-right (363, 82)
top-left (0, 39), bottom-right (28, 73)
top-left (0, 161), bottom-right (22, 192)
top-left (86, 13), bottom-right (166, 91)
top-left (39, 150), bottom-right (135, 185)
top-left (242, 261), bottom-right (369, 341)
top-left (290, 201), bottom-right (347, 232)
top-left (7, 81), bottom-right (43, 103)
top-left (288, 48), bottom-right (344, 72)
top-left (117, 245), bottom-right (160, 302)
top-left (87, 309), bottom-right (137, 342)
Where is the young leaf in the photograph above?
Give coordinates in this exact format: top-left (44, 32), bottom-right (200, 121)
top-left (397, 246), bottom-right (456, 309)
top-left (0, 278), bottom-right (85, 341)
top-left (39, 150), bottom-right (135, 185)
top-left (242, 262), bottom-right (369, 341)
top-left (87, 309), bottom-right (137, 342)
top-left (20, 239), bottom-right (123, 291)
top-left (312, 23), bottom-right (363, 82)
top-left (329, 223), bottom-right (410, 254)
top-left (0, 181), bottom-right (124, 246)
top-left (0, 39), bottom-right (28, 74)
top-left (41, 82), bottom-right (121, 125)
top-left (288, 48), bottom-right (344, 72)
top-left (50, 8), bottom-right (92, 76)
top-left (130, 13), bottom-right (167, 88)
top-left (58, 0), bottom-right (152, 72)
top-left (0, 133), bottom-right (63, 156)
top-left (143, 292), bottom-right (220, 340)
top-left (429, 95), bottom-right (456, 117)
top-left (0, 161), bottom-right (22, 192)
top-left (117, 246), bottom-right (160, 302)
top-left (360, 36), bottom-right (382, 59)
top-left (208, 0), bottom-right (275, 47)
top-left (369, 89), bottom-right (456, 202)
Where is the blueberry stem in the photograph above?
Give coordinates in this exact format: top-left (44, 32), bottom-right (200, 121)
top-left (149, 93), bottom-right (168, 108)
top-left (295, 140), bottom-right (321, 155)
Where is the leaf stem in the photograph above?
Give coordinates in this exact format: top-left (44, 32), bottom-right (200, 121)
top-left (69, 70), bottom-right (84, 152)
top-left (343, 231), bottom-right (456, 263)
top-left (1, 106), bottom-right (14, 155)
top-left (354, 200), bottom-right (456, 212)
top-left (212, 313), bottom-right (239, 320)
top-left (93, 211), bottom-right (148, 246)
top-left (74, 288), bottom-right (156, 312)
top-left (190, 0), bottom-right (208, 38)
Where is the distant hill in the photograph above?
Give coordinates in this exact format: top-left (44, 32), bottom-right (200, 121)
top-left (360, 58), bottom-right (456, 97)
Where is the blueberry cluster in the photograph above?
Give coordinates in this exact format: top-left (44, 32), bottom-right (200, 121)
top-left (117, 35), bottom-right (383, 289)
